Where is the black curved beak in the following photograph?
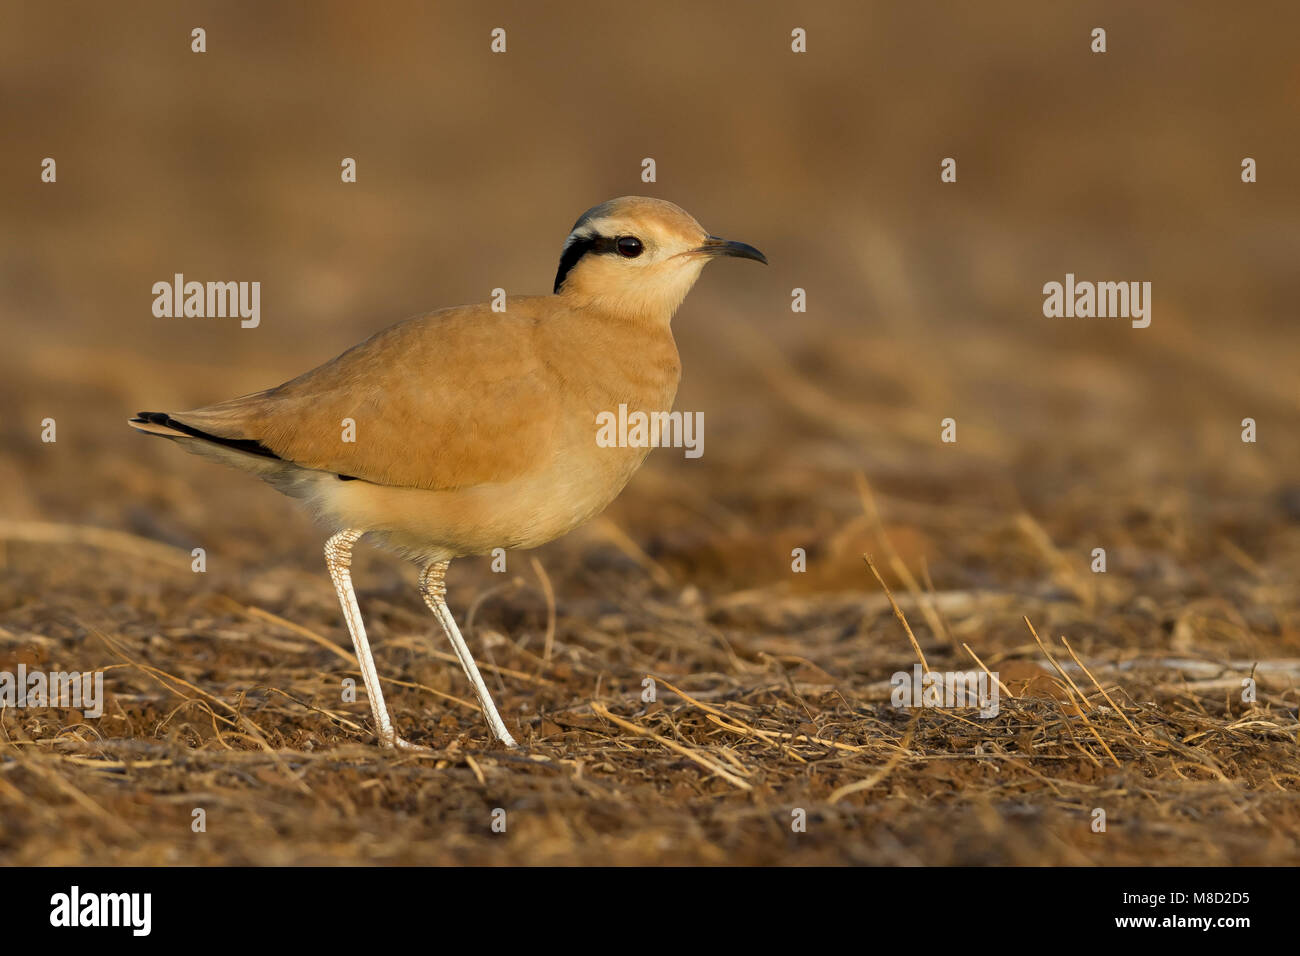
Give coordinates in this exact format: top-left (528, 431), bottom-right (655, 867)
top-left (696, 236), bottom-right (768, 265)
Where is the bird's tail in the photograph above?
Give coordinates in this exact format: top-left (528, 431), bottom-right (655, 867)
top-left (127, 409), bottom-right (319, 500)
top-left (128, 411), bottom-right (280, 459)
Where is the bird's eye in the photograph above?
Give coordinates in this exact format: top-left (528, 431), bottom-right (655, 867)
top-left (616, 236), bottom-right (644, 258)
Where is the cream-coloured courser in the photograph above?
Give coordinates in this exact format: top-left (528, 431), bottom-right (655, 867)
top-left (129, 196), bottom-right (765, 751)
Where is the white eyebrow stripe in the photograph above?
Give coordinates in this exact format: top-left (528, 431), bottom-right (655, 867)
top-left (562, 229), bottom-right (594, 251)
top-left (566, 217), bottom-right (622, 245)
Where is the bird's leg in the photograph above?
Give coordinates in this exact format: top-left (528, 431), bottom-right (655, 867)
top-left (419, 561), bottom-right (519, 748)
top-left (324, 530), bottom-right (427, 752)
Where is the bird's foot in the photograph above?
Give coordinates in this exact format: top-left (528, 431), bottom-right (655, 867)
top-left (381, 733), bottom-right (433, 753)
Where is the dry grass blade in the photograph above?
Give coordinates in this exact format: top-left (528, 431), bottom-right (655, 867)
top-left (855, 472), bottom-right (951, 647)
top-left (590, 702), bottom-right (753, 791)
top-left (1024, 617), bottom-right (1091, 708)
top-left (1059, 636), bottom-right (1140, 735)
top-left (243, 606), bottom-right (354, 665)
top-left (657, 676), bottom-right (867, 753)
top-left (89, 625), bottom-right (313, 793)
top-left (864, 554), bottom-right (929, 672)
top-left (961, 644), bottom-right (1014, 701)
top-left (530, 556), bottom-right (558, 663)
top-left (828, 717), bottom-right (918, 804)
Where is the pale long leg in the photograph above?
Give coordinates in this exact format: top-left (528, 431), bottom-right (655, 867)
top-left (419, 561), bottom-right (518, 748)
top-left (324, 529), bottom-right (426, 751)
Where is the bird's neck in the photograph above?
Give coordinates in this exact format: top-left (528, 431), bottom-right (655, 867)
top-left (563, 258), bottom-right (707, 321)
top-left (547, 302), bottom-right (681, 412)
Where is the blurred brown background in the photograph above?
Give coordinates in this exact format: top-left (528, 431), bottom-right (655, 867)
top-left (1, 1), bottom-right (1298, 865)
top-left (3, 0), bottom-right (1298, 572)
top-left (3, 1), bottom-right (1298, 577)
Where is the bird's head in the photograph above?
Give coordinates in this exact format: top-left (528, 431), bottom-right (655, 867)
top-left (553, 196), bottom-right (766, 319)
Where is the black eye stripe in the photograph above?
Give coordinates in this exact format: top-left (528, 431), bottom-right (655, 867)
top-left (554, 235), bottom-right (598, 293)
top-left (553, 234), bottom-right (645, 293)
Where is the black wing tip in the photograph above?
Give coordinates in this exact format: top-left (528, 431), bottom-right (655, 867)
top-left (130, 410), bottom-right (282, 460)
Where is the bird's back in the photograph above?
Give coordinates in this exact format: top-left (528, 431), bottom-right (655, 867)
top-left (145, 295), bottom-right (681, 497)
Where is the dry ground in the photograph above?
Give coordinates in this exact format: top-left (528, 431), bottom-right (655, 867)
top-left (1, 1), bottom-right (1298, 864)
top-left (3, 352), bottom-right (1297, 864)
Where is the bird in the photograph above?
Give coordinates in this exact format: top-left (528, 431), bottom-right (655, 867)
top-left (129, 196), bottom-right (766, 751)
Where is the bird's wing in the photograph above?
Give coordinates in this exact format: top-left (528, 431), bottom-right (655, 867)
top-left (167, 303), bottom-right (561, 490)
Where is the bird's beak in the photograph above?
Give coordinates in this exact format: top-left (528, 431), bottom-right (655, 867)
top-left (695, 236), bottom-right (768, 265)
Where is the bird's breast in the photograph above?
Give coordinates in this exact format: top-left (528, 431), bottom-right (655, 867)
top-left (548, 319), bottom-right (682, 522)
top-left (325, 316), bottom-right (683, 559)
